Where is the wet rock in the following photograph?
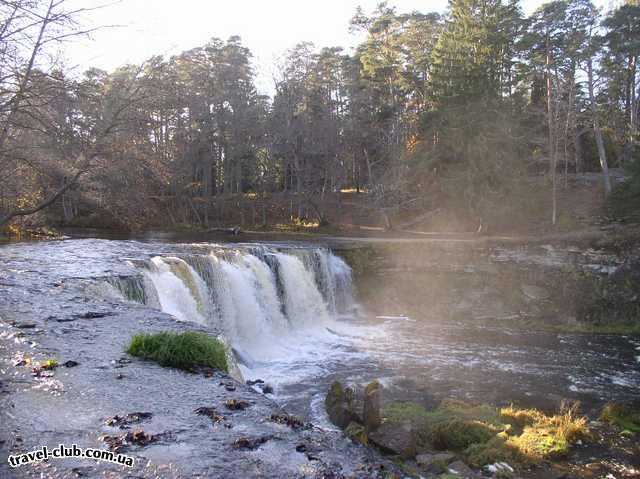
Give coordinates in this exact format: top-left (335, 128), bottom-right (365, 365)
top-left (54, 311), bottom-right (114, 322)
top-left (31, 366), bottom-right (54, 377)
top-left (111, 357), bottom-right (131, 368)
top-left (105, 412), bottom-right (153, 428)
top-left (447, 460), bottom-right (479, 478)
top-left (101, 434), bottom-right (125, 451)
top-left (115, 373), bottom-right (126, 380)
top-left (232, 435), bottom-right (274, 450)
top-left (344, 421), bottom-right (368, 445)
top-left (195, 406), bottom-right (217, 416)
top-left (71, 466), bottom-right (92, 477)
top-left (63, 360), bottom-right (79, 368)
top-left (246, 379), bottom-right (273, 394)
top-left (295, 443), bottom-right (321, 461)
top-left (11, 355), bottom-right (29, 367)
top-left (363, 380), bottom-right (382, 432)
top-left (368, 420), bottom-right (416, 458)
top-left (325, 381), bottom-right (358, 429)
top-left (416, 452), bottom-right (455, 469)
top-left (126, 429), bottom-right (158, 446)
top-left (13, 321), bottom-right (36, 329)
top-left (225, 399), bottom-right (251, 410)
top-left (101, 429), bottom-right (160, 451)
top-left (75, 311), bottom-right (114, 319)
top-left (269, 413), bottom-right (308, 429)
top-left (195, 407), bottom-right (225, 423)
top-left (219, 380), bottom-right (237, 390)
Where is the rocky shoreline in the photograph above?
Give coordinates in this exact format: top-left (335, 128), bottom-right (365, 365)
top-left (323, 380), bottom-right (640, 479)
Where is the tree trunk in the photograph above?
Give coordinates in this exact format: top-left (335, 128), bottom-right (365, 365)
top-left (546, 41), bottom-right (557, 226)
top-left (587, 57), bottom-right (612, 196)
top-left (0, 168), bottom-right (86, 228)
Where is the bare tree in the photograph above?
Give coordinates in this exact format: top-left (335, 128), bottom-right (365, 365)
top-left (0, 0), bottom-right (127, 228)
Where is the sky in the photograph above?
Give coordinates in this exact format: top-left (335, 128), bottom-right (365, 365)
top-left (64, 0), bottom-right (614, 95)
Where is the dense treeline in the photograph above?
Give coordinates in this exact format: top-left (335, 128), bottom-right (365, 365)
top-left (1, 0), bottom-right (639, 232)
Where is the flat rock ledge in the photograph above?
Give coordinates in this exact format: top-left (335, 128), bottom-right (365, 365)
top-left (0, 276), bottom-right (399, 479)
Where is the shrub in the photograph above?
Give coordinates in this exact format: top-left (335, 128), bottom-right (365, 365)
top-left (126, 331), bottom-right (228, 373)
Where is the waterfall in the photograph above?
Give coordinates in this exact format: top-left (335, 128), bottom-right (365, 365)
top-left (112, 246), bottom-right (356, 367)
top-left (142, 256), bottom-right (207, 324)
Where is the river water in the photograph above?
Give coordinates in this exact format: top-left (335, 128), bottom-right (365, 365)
top-left (0, 236), bottom-right (638, 426)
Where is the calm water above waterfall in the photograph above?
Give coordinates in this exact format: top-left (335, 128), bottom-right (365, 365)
top-left (1, 238), bottom-right (638, 425)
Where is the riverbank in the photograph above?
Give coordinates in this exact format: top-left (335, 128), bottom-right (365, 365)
top-left (325, 380), bottom-right (640, 479)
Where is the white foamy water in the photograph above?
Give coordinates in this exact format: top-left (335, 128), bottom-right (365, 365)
top-left (144, 256), bottom-right (206, 324)
top-left (120, 246), bottom-right (362, 393)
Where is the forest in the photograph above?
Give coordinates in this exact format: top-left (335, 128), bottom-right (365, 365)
top-left (1, 0), bottom-right (639, 234)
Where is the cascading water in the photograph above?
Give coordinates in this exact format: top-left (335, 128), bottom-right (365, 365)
top-left (113, 246), bottom-right (357, 383)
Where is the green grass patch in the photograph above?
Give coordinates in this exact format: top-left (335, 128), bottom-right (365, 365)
top-left (126, 331), bottom-right (228, 373)
top-left (381, 400), bottom-right (588, 467)
top-left (600, 403), bottom-right (640, 434)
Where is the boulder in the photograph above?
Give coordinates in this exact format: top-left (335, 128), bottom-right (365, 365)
top-left (325, 381), bottom-right (358, 429)
top-left (368, 420), bottom-right (416, 458)
top-left (363, 380), bottom-right (382, 432)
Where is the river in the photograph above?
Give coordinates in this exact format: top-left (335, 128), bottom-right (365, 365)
top-left (1, 234), bottom-right (637, 428)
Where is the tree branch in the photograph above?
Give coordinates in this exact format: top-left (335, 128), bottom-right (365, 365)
top-left (0, 166), bottom-right (87, 227)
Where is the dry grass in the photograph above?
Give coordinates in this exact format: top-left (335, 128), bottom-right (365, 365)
top-left (499, 402), bottom-right (588, 461)
top-left (382, 400), bottom-right (589, 468)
